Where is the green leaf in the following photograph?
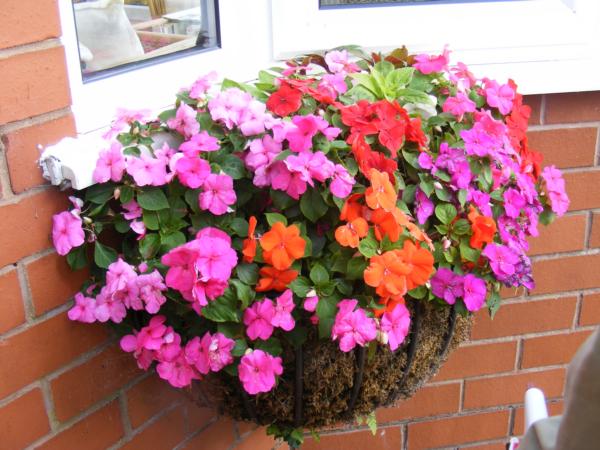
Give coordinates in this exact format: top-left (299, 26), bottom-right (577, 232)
top-left (119, 185), bottom-right (134, 204)
top-left (289, 276), bottom-right (313, 297)
top-left (459, 239), bottom-right (481, 263)
top-left (310, 263), bottom-right (329, 286)
top-left (385, 67), bottom-right (414, 90)
top-left (218, 322), bottom-right (243, 338)
top-left (452, 219), bottom-right (471, 236)
top-left (85, 183), bottom-right (114, 205)
top-left (346, 257), bottom-right (368, 280)
top-left (160, 231), bottom-right (186, 252)
top-left (365, 411), bottom-right (378, 436)
top-left (139, 233), bottom-right (160, 259)
top-left (265, 212), bottom-right (287, 227)
top-left (539, 208), bottom-right (556, 226)
top-left (396, 88), bottom-right (434, 105)
top-left (230, 279), bottom-right (255, 308)
top-left (220, 154), bottom-right (246, 179)
top-left (236, 263), bottom-right (259, 285)
top-left (158, 109), bottom-right (176, 122)
top-left (286, 326), bottom-right (308, 349)
top-left (316, 296), bottom-right (337, 339)
top-left (487, 291), bottom-right (501, 319)
top-left (137, 188), bottom-right (169, 211)
top-left (202, 289), bottom-right (240, 322)
top-left (255, 337), bottom-right (283, 356)
top-left (457, 189), bottom-right (468, 207)
top-left (401, 149), bottom-right (420, 169)
top-left (230, 218), bottom-right (249, 237)
top-left (94, 242), bottom-right (118, 269)
top-left (142, 210), bottom-right (160, 230)
top-left (358, 234), bottom-right (379, 258)
top-left (66, 245), bottom-right (87, 271)
top-left (435, 203), bottom-right (457, 225)
top-left (300, 188), bottom-right (329, 223)
top-left (231, 339), bottom-right (248, 357)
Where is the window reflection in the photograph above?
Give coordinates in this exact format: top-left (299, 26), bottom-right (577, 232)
top-left (72, 0), bottom-right (219, 80)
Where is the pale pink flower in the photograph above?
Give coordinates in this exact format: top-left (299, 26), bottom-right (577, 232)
top-left (93, 142), bottom-right (126, 183)
top-left (244, 299), bottom-right (275, 340)
top-left (380, 303), bottom-right (411, 351)
top-left (68, 293), bottom-right (97, 323)
top-left (113, 278), bottom-right (141, 310)
top-left (103, 108), bottom-right (151, 139)
top-left (542, 165), bottom-right (569, 216)
top-left (176, 156), bottom-right (211, 188)
top-left (189, 71), bottom-right (217, 99)
top-left (238, 349), bottom-right (283, 395)
top-left (330, 164), bottom-right (355, 198)
top-left (126, 154), bottom-right (168, 186)
top-left (245, 135), bottom-right (282, 171)
top-left (106, 258), bottom-right (137, 292)
top-left (185, 332), bottom-right (235, 374)
top-left (199, 173), bottom-right (237, 215)
top-left (179, 131), bottom-right (220, 156)
top-left (271, 289), bottom-right (295, 331)
top-left (320, 73), bottom-right (347, 95)
top-left (239, 101), bottom-right (270, 136)
top-left (484, 80), bottom-right (515, 115)
top-left (137, 270), bottom-right (167, 313)
top-left (324, 50), bottom-right (360, 74)
top-left (122, 200), bottom-right (142, 220)
top-left (331, 299), bottom-right (378, 352)
top-left (167, 103), bottom-right (200, 137)
top-left (52, 211), bottom-right (85, 256)
top-left (95, 287), bottom-right (127, 323)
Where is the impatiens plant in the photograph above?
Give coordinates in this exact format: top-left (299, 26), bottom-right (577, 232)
top-left (52, 46), bottom-right (568, 447)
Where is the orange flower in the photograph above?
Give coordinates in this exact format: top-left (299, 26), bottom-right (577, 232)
top-left (406, 222), bottom-right (434, 251)
top-left (242, 216), bottom-right (258, 263)
top-left (370, 208), bottom-right (403, 242)
top-left (340, 194), bottom-right (364, 222)
top-left (259, 222), bottom-right (306, 270)
top-left (256, 266), bottom-right (298, 292)
top-left (468, 207), bottom-right (497, 249)
top-left (365, 169), bottom-right (397, 212)
top-left (395, 240), bottom-right (434, 290)
top-left (335, 217), bottom-right (369, 248)
top-left (374, 295), bottom-right (405, 318)
top-left (364, 250), bottom-right (411, 297)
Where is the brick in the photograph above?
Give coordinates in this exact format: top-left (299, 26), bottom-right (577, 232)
top-left (532, 254), bottom-right (600, 295)
top-left (302, 426), bottom-right (402, 450)
top-left (0, 269), bottom-right (25, 333)
top-left (521, 330), bottom-right (593, 369)
top-left (463, 368), bottom-right (565, 410)
top-left (0, 388), bottom-right (50, 449)
top-left (590, 213), bottom-right (600, 249)
top-left (407, 410), bottom-right (509, 449)
top-left (27, 252), bottom-right (89, 316)
top-left (0, 190), bottom-right (68, 267)
top-left (183, 401), bottom-right (214, 434)
top-left (523, 95), bottom-right (542, 125)
top-left (580, 293), bottom-right (600, 326)
top-left (378, 383), bottom-right (460, 423)
top-left (0, 0), bottom-right (61, 50)
top-left (460, 444), bottom-right (506, 450)
top-left (471, 297), bottom-right (576, 340)
top-left (434, 341), bottom-right (517, 381)
top-left (528, 214), bottom-right (586, 256)
top-left (51, 344), bottom-right (139, 422)
top-left (182, 418), bottom-right (235, 450)
top-left (545, 92), bottom-right (600, 124)
top-left (0, 46), bottom-right (70, 125)
top-left (126, 375), bottom-right (183, 429)
top-left (121, 408), bottom-right (186, 450)
top-left (234, 427), bottom-right (277, 450)
top-left (236, 419), bottom-right (258, 437)
top-left (3, 114), bottom-right (76, 193)
top-left (562, 170), bottom-right (600, 211)
top-left (0, 313), bottom-right (107, 399)
top-left (527, 127), bottom-right (597, 169)
top-left (37, 401), bottom-right (123, 450)
top-left (512, 401), bottom-right (563, 436)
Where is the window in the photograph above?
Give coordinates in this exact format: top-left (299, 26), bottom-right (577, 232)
top-left (71, 0), bottom-right (219, 81)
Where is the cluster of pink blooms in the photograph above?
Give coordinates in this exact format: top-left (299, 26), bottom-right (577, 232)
top-left (161, 227), bottom-right (237, 314)
top-left (332, 300), bottom-right (411, 352)
top-left (430, 268), bottom-right (487, 312)
top-left (243, 290), bottom-right (296, 340)
top-left (68, 258), bottom-right (167, 323)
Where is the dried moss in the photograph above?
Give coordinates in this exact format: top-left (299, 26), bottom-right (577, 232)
top-left (191, 300), bottom-right (472, 429)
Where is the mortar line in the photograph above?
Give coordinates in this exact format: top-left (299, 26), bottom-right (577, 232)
top-left (40, 378), bottom-right (60, 432)
top-left (0, 184), bottom-right (53, 208)
top-left (118, 391), bottom-right (133, 437)
top-left (172, 416), bottom-right (219, 450)
top-left (539, 94), bottom-right (547, 125)
top-left (528, 122), bottom-right (600, 132)
top-left (515, 338), bottom-right (524, 371)
top-left (573, 292), bottom-right (584, 329)
top-left (595, 125), bottom-right (600, 166)
top-left (16, 262), bottom-right (36, 322)
top-left (0, 107), bottom-right (73, 134)
top-left (0, 38), bottom-right (61, 61)
top-left (0, 140), bottom-right (14, 200)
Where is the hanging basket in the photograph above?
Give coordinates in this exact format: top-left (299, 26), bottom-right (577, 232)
top-left (192, 300), bottom-right (470, 429)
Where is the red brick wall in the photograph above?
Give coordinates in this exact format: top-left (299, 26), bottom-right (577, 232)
top-left (0, 2), bottom-right (598, 449)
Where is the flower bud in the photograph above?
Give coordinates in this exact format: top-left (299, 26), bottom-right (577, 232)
top-left (83, 216), bottom-right (93, 225)
top-left (433, 181), bottom-right (443, 190)
top-left (244, 347), bottom-right (254, 355)
top-left (377, 330), bottom-right (389, 345)
top-left (114, 187), bottom-right (121, 200)
top-left (306, 289), bottom-right (317, 298)
top-left (442, 237), bottom-right (452, 250)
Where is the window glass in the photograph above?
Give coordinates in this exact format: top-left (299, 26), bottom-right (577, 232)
top-left (72, 0), bottom-right (219, 81)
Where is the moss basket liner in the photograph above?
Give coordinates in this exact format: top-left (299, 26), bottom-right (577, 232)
top-left (190, 300), bottom-right (471, 429)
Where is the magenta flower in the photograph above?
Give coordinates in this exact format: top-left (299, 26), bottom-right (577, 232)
top-left (286, 114), bottom-right (329, 152)
top-left (415, 188), bottom-right (434, 224)
top-left (161, 243), bottom-right (198, 295)
top-left (238, 349), bottom-right (283, 395)
top-left (413, 47), bottom-right (450, 74)
top-left (331, 299), bottom-right (378, 352)
top-left (431, 268), bottom-right (464, 305)
top-left (185, 332), bottom-right (234, 375)
top-left (460, 127), bottom-right (496, 158)
top-left (245, 135), bottom-right (282, 171)
top-left (67, 293), bottom-right (97, 323)
top-left (167, 103), bottom-right (200, 137)
top-left (270, 160), bottom-right (307, 200)
top-left (503, 188), bottom-right (526, 218)
top-left (482, 243), bottom-right (520, 280)
top-left (189, 71), bottom-right (217, 99)
top-left (442, 92), bottom-right (476, 120)
top-left (106, 258), bottom-right (137, 292)
top-left (156, 352), bottom-right (199, 388)
top-left (52, 211), bottom-right (85, 256)
top-left (244, 299), bottom-right (275, 340)
top-left (468, 190), bottom-right (493, 217)
top-left (196, 226), bottom-right (232, 245)
top-left (199, 173), bottom-right (237, 215)
top-left (95, 287), bottom-right (127, 323)
top-left (179, 131), bottom-right (220, 156)
top-left (195, 232), bottom-right (238, 281)
top-left (380, 303), bottom-right (411, 351)
top-left (93, 142), bottom-right (126, 183)
top-left (176, 156), bottom-right (211, 189)
top-left (330, 164), bottom-right (355, 198)
top-left (303, 294), bottom-right (319, 312)
top-left (271, 289), bottom-right (296, 331)
top-left (137, 270), bottom-right (167, 314)
top-left (462, 274), bottom-right (487, 311)
top-left (122, 200), bottom-right (142, 220)
top-left (126, 154), bottom-right (168, 187)
top-left (485, 80), bottom-right (515, 115)
top-left (542, 166), bottom-right (569, 216)
top-left (190, 278), bottom-right (227, 313)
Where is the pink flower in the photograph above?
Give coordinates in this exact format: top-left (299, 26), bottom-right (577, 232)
top-left (185, 332), bottom-right (235, 374)
top-left (462, 274), bottom-right (487, 311)
top-left (331, 299), bottom-right (378, 352)
top-left (324, 50), bottom-right (360, 74)
top-left (122, 200), bottom-right (142, 220)
top-left (413, 47), bottom-right (450, 74)
top-left (245, 135), bottom-right (282, 171)
top-left (95, 287), bottom-right (127, 323)
top-left (380, 303), bottom-right (411, 351)
top-left (190, 278), bottom-right (227, 313)
top-left (238, 349), bottom-right (283, 395)
top-left (271, 289), bottom-right (295, 331)
top-left (482, 243), bottom-right (520, 280)
top-left (156, 352), bottom-right (200, 388)
top-left (189, 71), bottom-right (217, 99)
top-left (106, 258), bottom-right (137, 292)
top-left (68, 293), bottom-right (97, 323)
top-left (503, 188), bottom-right (526, 218)
top-left (52, 211), bottom-right (85, 256)
top-left (244, 299), bottom-right (275, 340)
top-left (195, 230), bottom-right (238, 281)
top-left (307, 151), bottom-right (335, 182)
top-left (199, 173), bottom-right (237, 215)
top-left (137, 270), bottom-right (167, 313)
top-left (271, 160), bottom-right (307, 200)
top-left (103, 108), bottom-right (151, 140)
top-left (442, 92), bottom-right (476, 120)
top-left (196, 226), bottom-right (232, 245)
top-left (167, 103), bottom-right (200, 137)
top-left (303, 294), bottom-right (319, 312)
top-left (415, 188), bottom-right (434, 224)
top-left (93, 142), bottom-right (126, 183)
top-left (161, 243), bottom-right (200, 295)
top-left (541, 165), bottom-right (569, 216)
top-left (431, 268), bottom-right (463, 305)
top-left (208, 88), bottom-right (253, 129)
top-left (286, 114), bottom-right (329, 152)
top-left (485, 80), bottom-right (515, 115)
top-left (126, 154), bottom-right (168, 186)
top-left (179, 131), bottom-right (220, 156)
top-left (330, 164), bottom-right (355, 199)
top-left (176, 156), bottom-right (211, 188)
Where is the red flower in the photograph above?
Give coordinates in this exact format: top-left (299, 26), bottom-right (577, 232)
top-left (266, 82), bottom-right (302, 117)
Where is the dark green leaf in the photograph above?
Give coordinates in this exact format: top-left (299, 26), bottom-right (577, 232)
top-left (230, 218), bottom-right (249, 237)
top-left (236, 263), bottom-right (259, 285)
top-left (202, 289), bottom-right (240, 322)
top-left (139, 233), bottom-right (160, 259)
top-left (142, 210), bottom-right (160, 230)
top-left (316, 296), bottom-right (337, 339)
top-left (346, 257), bottom-right (368, 280)
top-left (288, 276), bottom-right (313, 297)
top-left (160, 231), bottom-right (185, 252)
top-left (265, 212), bottom-right (287, 226)
top-left (487, 291), bottom-right (501, 319)
top-left (300, 188), bottom-right (329, 223)
top-left (220, 154), bottom-right (246, 179)
top-left (435, 203), bottom-right (457, 225)
top-left (85, 183), bottom-right (114, 205)
top-left (285, 326), bottom-right (308, 349)
top-left (137, 188), bottom-right (169, 211)
top-left (230, 279), bottom-right (255, 308)
top-left (459, 239), bottom-right (481, 263)
top-left (310, 263), bottom-right (329, 286)
top-left (119, 185), bottom-right (134, 204)
top-left (94, 242), bottom-right (118, 269)
top-left (66, 245), bottom-right (87, 271)
top-left (231, 339), bottom-right (248, 356)
top-left (452, 219), bottom-right (471, 235)
top-left (358, 234), bottom-right (379, 258)
top-left (255, 337), bottom-right (283, 356)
